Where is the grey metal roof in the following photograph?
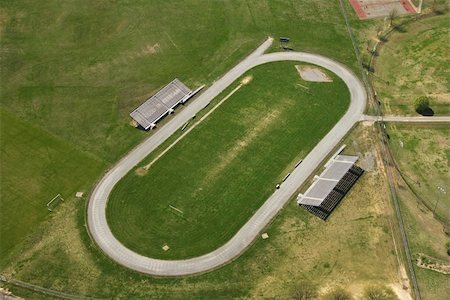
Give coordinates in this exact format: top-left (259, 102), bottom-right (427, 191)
top-left (130, 99), bottom-right (168, 130)
top-left (130, 79), bottom-right (191, 130)
top-left (334, 155), bottom-right (358, 163)
top-left (321, 161), bottom-right (354, 180)
top-left (154, 79), bottom-right (191, 109)
top-left (297, 154), bottom-right (358, 206)
top-left (303, 179), bottom-right (338, 200)
top-left (298, 196), bottom-right (323, 206)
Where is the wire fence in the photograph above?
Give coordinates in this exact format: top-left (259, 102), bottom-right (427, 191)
top-left (0, 275), bottom-right (102, 300)
top-left (335, 2), bottom-right (444, 299)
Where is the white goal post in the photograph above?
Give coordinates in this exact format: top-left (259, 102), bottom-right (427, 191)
top-left (47, 194), bottom-right (64, 212)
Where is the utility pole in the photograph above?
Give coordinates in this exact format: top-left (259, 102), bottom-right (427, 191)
top-left (418, 0), bottom-right (423, 14)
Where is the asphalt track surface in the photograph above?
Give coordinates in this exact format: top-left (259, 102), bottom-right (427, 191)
top-left (87, 37), bottom-right (367, 276)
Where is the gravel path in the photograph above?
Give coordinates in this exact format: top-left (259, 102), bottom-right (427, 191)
top-left (361, 115), bottom-right (450, 122)
top-left (87, 37), bottom-right (367, 276)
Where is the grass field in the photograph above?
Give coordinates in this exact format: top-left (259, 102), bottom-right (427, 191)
top-left (0, 109), bottom-right (105, 267)
top-left (388, 124), bottom-right (450, 300)
top-left (0, 0), bottom-right (359, 266)
top-left (0, 0), bottom-right (357, 164)
top-left (1, 124), bottom-right (404, 299)
top-left (107, 62), bottom-right (349, 259)
top-left (388, 123), bottom-right (450, 223)
top-left (373, 13), bottom-right (450, 115)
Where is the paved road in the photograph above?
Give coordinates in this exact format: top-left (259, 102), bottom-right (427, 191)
top-left (87, 37), bottom-right (367, 276)
top-left (361, 115), bottom-right (450, 122)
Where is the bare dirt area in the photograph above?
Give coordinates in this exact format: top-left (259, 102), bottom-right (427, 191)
top-left (295, 65), bottom-right (332, 82)
top-left (416, 253), bottom-right (450, 274)
top-left (390, 283), bottom-right (413, 300)
top-left (0, 288), bottom-right (23, 300)
top-left (240, 75), bottom-right (253, 85)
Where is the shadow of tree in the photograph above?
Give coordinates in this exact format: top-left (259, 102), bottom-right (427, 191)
top-left (416, 107), bottom-right (435, 116)
top-left (393, 24), bottom-right (407, 33)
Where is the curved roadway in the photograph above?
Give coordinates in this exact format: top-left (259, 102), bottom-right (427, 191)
top-left (87, 37), bottom-right (367, 276)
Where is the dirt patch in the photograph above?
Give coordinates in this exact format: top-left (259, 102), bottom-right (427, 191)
top-left (135, 167), bottom-right (148, 176)
top-left (415, 253), bottom-right (450, 274)
top-left (361, 120), bottom-right (376, 127)
top-left (138, 43), bottom-right (161, 56)
top-left (85, 43), bottom-right (161, 75)
top-left (241, 75), bottom-right (253, 85)
top-left (0, 10), bottom-right (10, 37)
top-left (0, 288), bottom-right (23, 300)
top-left (295, 65), bottom-right (332, 82)
top-left (358, 150), bottom-right (376, 171)
top-left (390, 283), bottom-right (413, 300)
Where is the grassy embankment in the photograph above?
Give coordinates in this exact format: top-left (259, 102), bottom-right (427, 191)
top-left (388, 124), bottom-right (450, 300)
top-left (373, 13), bottom-right (449, 115)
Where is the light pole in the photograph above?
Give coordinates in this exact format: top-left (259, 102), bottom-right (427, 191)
top-left (418, 0), bottom-right (423, 14)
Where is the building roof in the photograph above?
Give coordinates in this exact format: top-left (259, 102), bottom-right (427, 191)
top-left (130, 79), bottom-right (191, 130)
top-left (297, 154), bottom-right (358, 206)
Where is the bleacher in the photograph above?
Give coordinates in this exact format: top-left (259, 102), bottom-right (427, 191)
top-left (130, 79), bottom-right (193, 130)
top-left (297, 153), bottom-right (364, 220)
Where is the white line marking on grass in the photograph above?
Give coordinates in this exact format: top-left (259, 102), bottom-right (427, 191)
top-left (143, 83), bottom-right (244, 171)
top-left (169, 205), bottom-right (184, 215)
top-left (165, 32), bottom-right (179, 51)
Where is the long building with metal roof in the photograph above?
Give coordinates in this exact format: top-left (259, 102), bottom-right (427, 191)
top-left (130, 79), bottom-right (192, 130)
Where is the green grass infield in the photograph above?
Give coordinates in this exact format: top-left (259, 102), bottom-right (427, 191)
top-left (106, 61), bottom-right (350, 259)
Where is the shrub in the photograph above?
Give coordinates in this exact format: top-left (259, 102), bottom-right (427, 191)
top-left (363, 285), bottom-right (399, 300)
top-left (414, 96), bottom-right (432, 115)
top-left (291, 281), bottom-right (317, 300)
top-left (323, 287), bottom-right (353, 300)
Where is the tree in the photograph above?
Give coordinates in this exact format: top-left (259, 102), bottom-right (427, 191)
top-left (363, 285), bottom-right (398, 300)
top-left (376, 25), bottom-right (385, 41)
top-left (323, 287), bottom-right (352, 300)
top-left (388, 9), bottom-right (398, 27)
top-left (414, 96), bottom-right (431, 115)
top-left (431, 0), bottom-right (444, 14)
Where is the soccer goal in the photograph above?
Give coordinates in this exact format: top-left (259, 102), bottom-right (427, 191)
top-left (47, 194), bottom-right (64, 212)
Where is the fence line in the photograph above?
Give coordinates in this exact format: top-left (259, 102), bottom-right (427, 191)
top-left (0, 275), bottom-right (102, 300)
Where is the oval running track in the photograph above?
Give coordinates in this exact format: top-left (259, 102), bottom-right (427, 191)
top-left (87, 37), bottom-right (366, 276)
